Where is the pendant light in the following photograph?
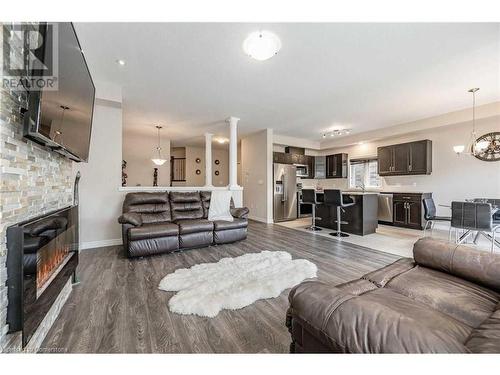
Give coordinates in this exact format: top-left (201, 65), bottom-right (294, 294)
top-left (453, 88), bottom-right (489, 156)
top-left (151, 125), bottom-right (167, 166)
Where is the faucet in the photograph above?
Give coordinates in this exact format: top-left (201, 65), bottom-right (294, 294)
top-left (356, 182), bottom-right (366, 192)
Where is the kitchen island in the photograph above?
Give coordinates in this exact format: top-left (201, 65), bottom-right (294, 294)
top-left (314, 191), bottom-right (379, 236)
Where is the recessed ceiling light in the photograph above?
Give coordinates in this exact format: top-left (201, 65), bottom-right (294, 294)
top-left (116, 59), bottom-right (126, 66)
top-left (243, 31), bottom-right (281, 61)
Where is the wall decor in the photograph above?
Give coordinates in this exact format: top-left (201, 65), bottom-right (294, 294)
top-left (473, 132), bottom-right (500, 162)
top-left (153, 168), bottom-right (158, 186)
top-left (121, 160), bottom-right (128, 187)
top-left (195, 158), bottom-right (201, 164)
top-left (215, 159), bottom-right (220, 165)
top-left (215, 170), bottom-right (220, 176)
top-left (196, 169), bottom-right (201, 175)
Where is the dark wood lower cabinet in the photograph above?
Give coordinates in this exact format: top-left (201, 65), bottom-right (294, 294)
top-left (315, 193), bottom-right (378, 235)
top-left (392, 192), bottom-right (432, 230)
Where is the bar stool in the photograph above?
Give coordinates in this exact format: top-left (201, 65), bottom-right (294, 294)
top-left (301, 189), bottom-right (322, 231)
top-left (323, 189), bottom-right (355, 237)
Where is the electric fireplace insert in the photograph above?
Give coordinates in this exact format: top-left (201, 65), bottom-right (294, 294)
top-left (6, 205), bottom-right (79, 347)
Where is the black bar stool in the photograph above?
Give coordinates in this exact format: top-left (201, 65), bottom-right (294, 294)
top-left (323, 189), bottom-right (354, 237)
top-left (302, 189), bottom-right (322, 231)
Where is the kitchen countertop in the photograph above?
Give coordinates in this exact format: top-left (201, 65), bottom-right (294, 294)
top-left (302, 190), bottom-right (379, 196)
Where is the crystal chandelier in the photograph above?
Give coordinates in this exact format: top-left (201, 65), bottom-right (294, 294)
top-left (151, 125), bottom-right (167, 166)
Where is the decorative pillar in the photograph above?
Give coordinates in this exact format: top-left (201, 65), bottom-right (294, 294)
top-left (204, 132), bottom-right (213, 187)
top-left (226, 116), bottom-right (240, 189)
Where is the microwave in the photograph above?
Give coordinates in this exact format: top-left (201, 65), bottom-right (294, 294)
top-left (294, 164), bottom-right (309, 177)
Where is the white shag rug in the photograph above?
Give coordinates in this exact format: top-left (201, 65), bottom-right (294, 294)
top-left (158, 251), bottom-right (317, 317)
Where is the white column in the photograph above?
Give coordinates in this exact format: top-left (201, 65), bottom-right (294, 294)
top-left (204, 132), bottom-right (213, 187)
top-left (226, 116), bottom-right (240, 189)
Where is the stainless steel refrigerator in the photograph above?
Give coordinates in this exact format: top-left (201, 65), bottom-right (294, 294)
top-left (273, 163), bottom-right (297, 222)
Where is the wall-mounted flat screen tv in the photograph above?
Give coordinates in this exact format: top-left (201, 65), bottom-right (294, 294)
top-left (24, 22), bottom-right (95, 162)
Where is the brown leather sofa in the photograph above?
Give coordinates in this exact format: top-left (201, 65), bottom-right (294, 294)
top-left (118, 191), bottom-right (249, 258)
top-left (286, 238), bottom-right (500, 353)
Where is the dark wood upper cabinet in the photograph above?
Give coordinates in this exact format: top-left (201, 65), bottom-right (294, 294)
top-left (377, 147), bottom-right (393, 175)
top-left (284, 146), bottom-right (305, 155)
top-left (408, 140), bottom-right (432, 174)
top-left (307, 155), bottom-right (315, 178)
top-left (377, 140), bottom-right (432, 176)
top-left (273, 152), bottom-right (315, 179)
top-left (326, 153), bottom-right (348, 178)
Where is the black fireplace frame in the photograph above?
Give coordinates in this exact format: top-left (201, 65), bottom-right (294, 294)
top-left (6, 205), bottom-right (79, 347)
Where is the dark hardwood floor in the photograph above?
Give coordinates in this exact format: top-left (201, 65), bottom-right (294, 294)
top-left (41, 220), bottom-right (400, 353)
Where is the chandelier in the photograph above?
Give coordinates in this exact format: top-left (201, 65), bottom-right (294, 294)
top-left (151, 125), bottom-right (167, 166)
top-left (453, 88), bottom-right (489, 156)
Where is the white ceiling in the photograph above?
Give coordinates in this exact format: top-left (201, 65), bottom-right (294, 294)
top-left (74, 23), bottom-right (500, 146)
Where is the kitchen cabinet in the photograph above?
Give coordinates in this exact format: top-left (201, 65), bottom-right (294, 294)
top-left (273, 152), bottom-right (315, 179)
top-left (392, 193), bottom-right (431, 230)
top-left (377, 140), bottom-right (432, 176)
top-left (306, 155), bottom-right (315, 178)
top-left (326, 153), bottom-right (348, 178)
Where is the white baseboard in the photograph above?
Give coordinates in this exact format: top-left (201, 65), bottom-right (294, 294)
top-left (249, 215), bottom-right (273, 224)
top-left (80, 238), bottom-right (122, 250)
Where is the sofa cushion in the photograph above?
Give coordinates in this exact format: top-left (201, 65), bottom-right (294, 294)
top-left (200, 191), bottom-right (211, 218)
top-left (289, 281), bottom-right (471, 353)
top-left (465, 303), bottom-right (500, 353)
top-left (123, 192), bottom-right (172, 222)
top-left (128, 223), bottom-right (179, 241)
top-left (385, 266), bottom-right (500, 328)
top-left (213, 218), bottom-right (248, 231)
top-left (176, 219), bottom-right (214, 234)
top-left (170, 191), bottom-right (203, 221)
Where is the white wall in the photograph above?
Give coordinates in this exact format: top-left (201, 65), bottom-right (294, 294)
top-left (184, 146), bottom-right (229, 187)
top-left (241, 129), bottom-right (273, 223)
top-left (300, 116), bottom-right (500, 216)
top-left (74, 83), bottom-right (125, 249)
top-left (122, 130), bottom-right (171, 186)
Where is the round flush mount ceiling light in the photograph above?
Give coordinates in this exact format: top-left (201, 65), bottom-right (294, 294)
top-left (243, 31), bottom-right (281, 61)
top-left (116, 59), bottom-right (126, 66)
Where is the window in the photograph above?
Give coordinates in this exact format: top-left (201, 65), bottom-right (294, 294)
top-left (349, 159), bottom-right (381, 189)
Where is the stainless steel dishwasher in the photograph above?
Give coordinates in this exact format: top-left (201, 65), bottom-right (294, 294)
top-left (378, 193), bottom-right (393, 224)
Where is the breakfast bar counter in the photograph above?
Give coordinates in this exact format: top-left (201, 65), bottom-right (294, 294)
top-left (314, 191), bottom-right (378, 236)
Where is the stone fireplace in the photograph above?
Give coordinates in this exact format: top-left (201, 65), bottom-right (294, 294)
top-left (0, 23), bottom-right (74, 352)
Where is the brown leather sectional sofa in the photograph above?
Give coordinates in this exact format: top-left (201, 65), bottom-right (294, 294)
top-left (118, 191), bottom-right (249, 258)
top-left (287, 238), bottom-right (500, 353)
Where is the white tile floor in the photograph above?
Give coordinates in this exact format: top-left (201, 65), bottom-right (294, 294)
top-left (277, 217), bottom-right (497, 258)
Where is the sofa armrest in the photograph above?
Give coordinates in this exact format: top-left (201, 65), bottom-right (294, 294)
top-left (230, 207), bottom-right (249, 219)
top-left (118, 212), bottom-right (143, 227)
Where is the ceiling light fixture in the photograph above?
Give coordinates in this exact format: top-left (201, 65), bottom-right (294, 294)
top-left (322, 129), bottom-right (351, 138)
top-left (116, 59), bottom-right (126, 66)
top-left (453, 88), bottom-right (490, 157)
top-left (151, 125), bottom-right (167, 166)
top-left (216, 137), bottom-right (228, 144)
top-left (243, 31), bottom-right (281, 61)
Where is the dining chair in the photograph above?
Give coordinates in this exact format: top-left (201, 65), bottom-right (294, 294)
top-left (422, 197), bottom-right (451, 239)
top-left (474, 199), bottom-right (500, 253)
top-left (451, 201), bottom-right (497, 252)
